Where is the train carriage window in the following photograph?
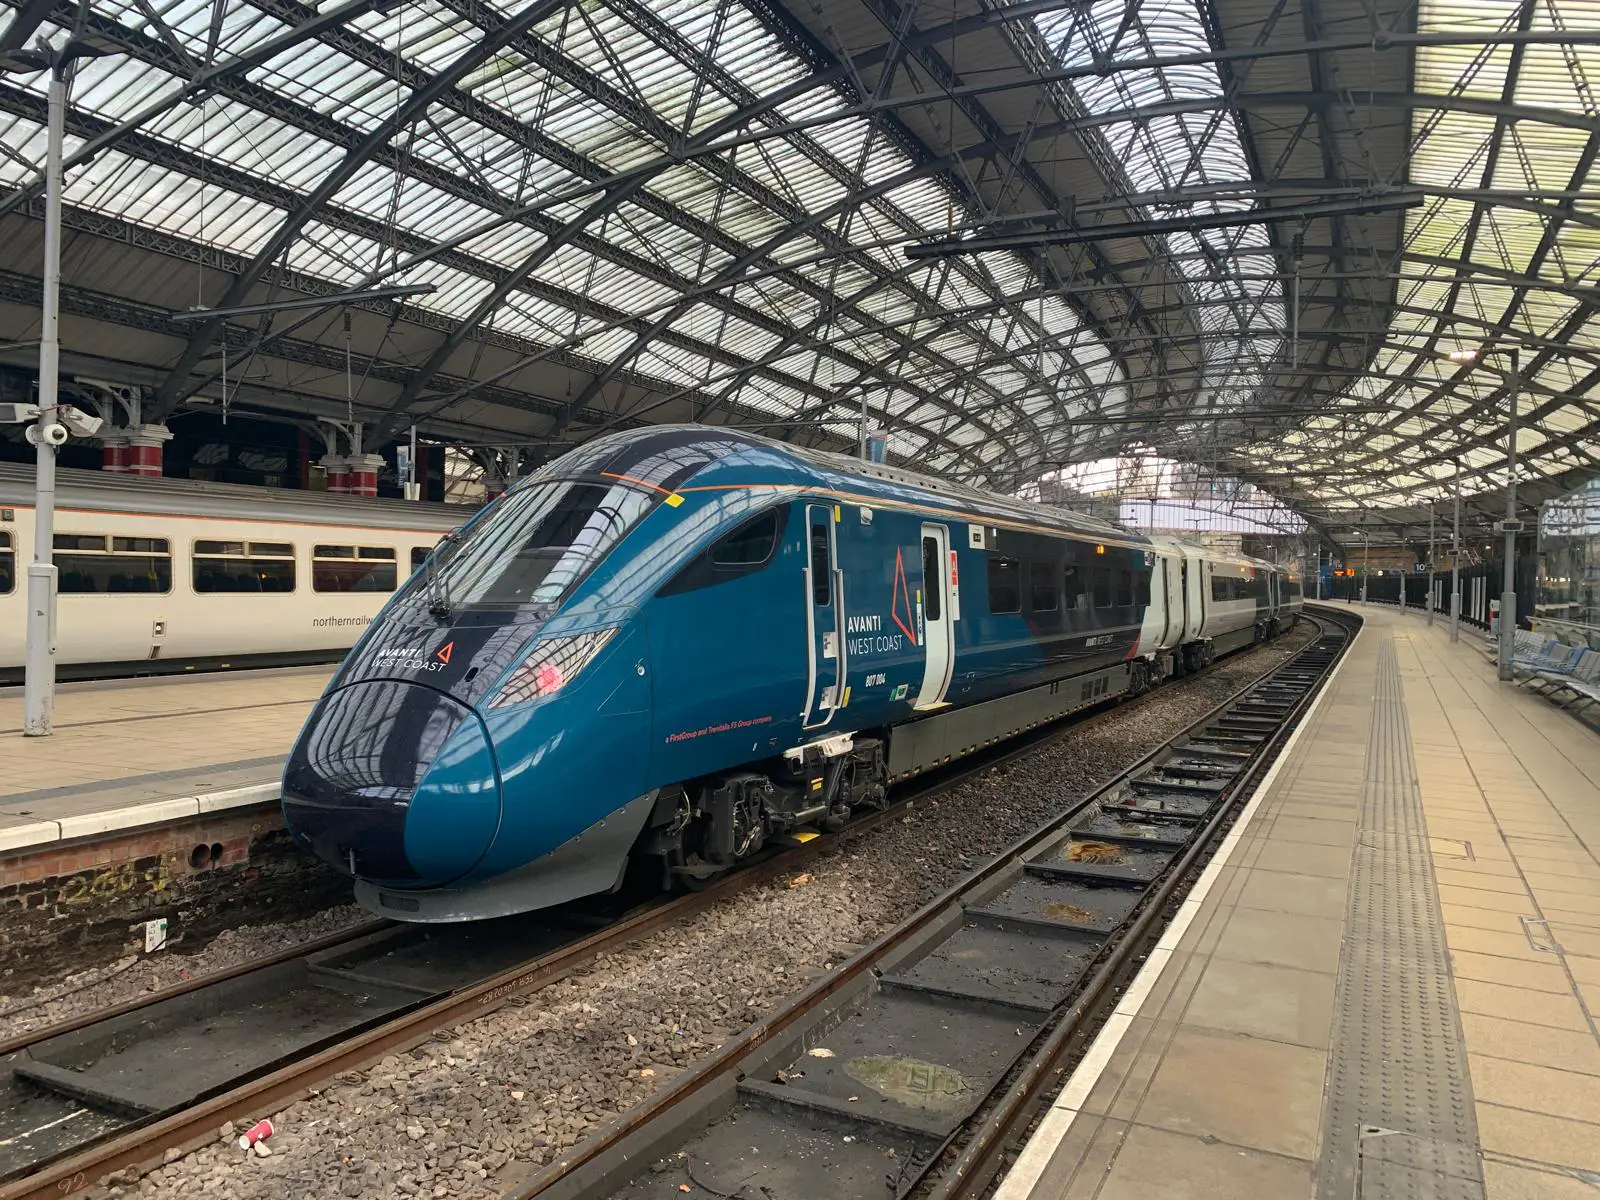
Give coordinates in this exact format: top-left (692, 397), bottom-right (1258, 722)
top-left (922, 536), bottom-right (942, 622)
top-left (987, 556), bottom-right (1021, 614)
top-left (1211, 574), bottom-right (1254, 602)
top-left (1116, 569), bottom-right (1135, 607)
top-left (1063, 563), bottom-right (1088, 611)
top-left (1028, 560), bottom-right (1058, 612)
top-left (809, 522), bottom-right (832, 606)
top-left (193, 540), bottom-right (296, 593)
top-left (1091, 566), bottom-right (1113, 609)
top-left (411, 547), bottom-right (432, 571)
top-left (1135, 568), bottom-right (1151, 606)
top-left (313, 545), bottom-right (397, 593)
top-left (0, 530), bottom-right (12, 595)
top-left (54, 533), bottom-right (171, 593)
top-left (658, 507), bottom-right (789, 597)
top-left (54, 533), bottom-right (105, 551)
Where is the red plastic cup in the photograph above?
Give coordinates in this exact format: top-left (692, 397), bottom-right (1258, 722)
top-left (238, 1119), bottom-right (274, 1149)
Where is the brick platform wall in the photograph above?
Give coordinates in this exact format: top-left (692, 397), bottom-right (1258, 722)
top-left (0, 806), bottom-right (349, 984)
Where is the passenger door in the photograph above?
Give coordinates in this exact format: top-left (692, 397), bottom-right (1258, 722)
top-left (916, 523), bottom-right (955, 709)
top-left (802, 504), bottom-right (843, 729)
top-left (1161, 556), bottom-right (1183, 647)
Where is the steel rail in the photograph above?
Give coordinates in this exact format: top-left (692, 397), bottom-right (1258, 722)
top-left (917, 606), bottom-right (1361, 1200)
top-left (0, 820), bottom-right (890, 1200)
top-left (0, 919), bottom-right (392, 1058)
top-left (503, 612), bottom-right (1351, 1200)
top-left (0, 621), bottom-right (1316, 1200)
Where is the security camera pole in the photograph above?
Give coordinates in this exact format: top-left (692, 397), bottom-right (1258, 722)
top-left (22, 58), bottom-right (69, 737)
top-left (1, 37), bottom-right (118, 736)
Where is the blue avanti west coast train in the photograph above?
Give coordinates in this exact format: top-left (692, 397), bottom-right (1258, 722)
top-left (282, 427), bottom-right (1302, 921)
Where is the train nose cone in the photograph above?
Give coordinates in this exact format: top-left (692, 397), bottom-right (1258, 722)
top-left (282, 680), bottom-right (502, 887)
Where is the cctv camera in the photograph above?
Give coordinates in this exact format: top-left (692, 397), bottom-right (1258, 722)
top-left (0, 402), bottom-right (40, 425)
top-left (57, 405), bottom-right (104, 437)
top-left (27, 422), bottom-right (69, 446)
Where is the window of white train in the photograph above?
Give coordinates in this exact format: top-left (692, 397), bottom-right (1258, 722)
top-left (193, 540), bottom-right (296, 594)
top-left (312, 545), bottom-right (398, 593)
top-left (52, 534), bottom-right (172, 594)
top-left (0, 530), bottom-right (12, 594)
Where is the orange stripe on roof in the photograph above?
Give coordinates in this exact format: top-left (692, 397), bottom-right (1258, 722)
top-left (601, 471), bottom-right (676, 494)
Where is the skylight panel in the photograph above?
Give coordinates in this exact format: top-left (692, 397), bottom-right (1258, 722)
top-left (65, 151), bottom-right (283, 256)
top-left (98, 0), bottom-right (288, 61)
top-left (669, 302), bottom-right (748, 345)
top-left (405, 10), bottom-right (493, 77)
top-left (688, 2), bottom-right (809, 96)
top-left (249, 45), bottom-right (398, 134)
top-left (541, 104), bottom-right (662, 175)
top-left (1405, 197), bottom-right (1479, 263)
top-left (331, 162), bottom-right (499, 247)
top-left (64, 56), bottom-right (179, 123)
top-left (1408, 111), bottom-right (1495, 192)
top-left (636, 345), bottom-right (713, 387)
top-left (735, 144), bottom-right (848, 217)
top-left (739, 378), bottom-right (806, 416)
top-left (531, 246), bottom-right (678, 313)
top-left (1413, 38), bottom-right (1511, 101)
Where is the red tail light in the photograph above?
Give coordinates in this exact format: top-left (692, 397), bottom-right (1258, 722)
top-left (488, 629), bottom-right (618, 708)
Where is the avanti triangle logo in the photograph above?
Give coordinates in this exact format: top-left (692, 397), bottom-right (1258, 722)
top-left (891, 548), bottom-right (918, 647)
top-left (436, 641), bottom-right (454, 665)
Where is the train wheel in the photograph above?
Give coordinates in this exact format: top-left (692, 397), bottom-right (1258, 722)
top-left (668, 848), bottom-right (730, 891)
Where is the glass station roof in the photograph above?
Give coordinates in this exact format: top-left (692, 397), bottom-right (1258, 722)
top-left (0, 0), bottom-right (1596, 535)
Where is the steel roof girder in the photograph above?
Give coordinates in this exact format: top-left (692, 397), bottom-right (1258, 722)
top-left (83, 0), bottom-right (999, 429)
top-left (426, 0), bottom-right (1065, 433)
top-left (544, 152), bottom-right (1015, 458)
top-left (0, 80), bottom-right (851, 414)
top-left (147, 0), bottom-right (581, 414)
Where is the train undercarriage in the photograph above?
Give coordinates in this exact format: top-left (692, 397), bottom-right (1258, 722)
top-left (634, 618), bottom-right (1293, 890)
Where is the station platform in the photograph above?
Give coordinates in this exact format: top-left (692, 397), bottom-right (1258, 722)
top-left (0, 666), bottom-right (328, 853)
top-left (995, 603), bottom-right (1600, 1200)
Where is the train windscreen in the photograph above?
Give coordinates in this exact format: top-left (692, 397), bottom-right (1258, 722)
top-left (412, 479), bottom-right (654, 612)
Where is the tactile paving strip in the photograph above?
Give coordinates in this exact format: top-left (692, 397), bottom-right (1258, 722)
top-left (1315, 641), bottom-right (1485, 1200)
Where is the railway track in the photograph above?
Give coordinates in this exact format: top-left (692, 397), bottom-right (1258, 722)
top-left (0, 619), bottom-right (1324, 1200)
top-left (503, 608), bottom-right (1357, 1200)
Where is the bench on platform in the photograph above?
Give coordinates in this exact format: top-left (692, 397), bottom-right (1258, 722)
top-left (1507, 632), bottom-right (1600, 723)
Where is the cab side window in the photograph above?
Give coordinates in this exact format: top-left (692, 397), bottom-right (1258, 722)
top-left (716, 511), bottom-right (781, 567)
top-left (657, 507), bottom-right (788, 597)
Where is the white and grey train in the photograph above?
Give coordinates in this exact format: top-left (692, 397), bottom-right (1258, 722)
top-left (0, 462), bottom-right (458, 680)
